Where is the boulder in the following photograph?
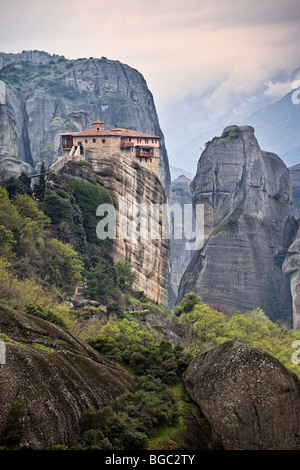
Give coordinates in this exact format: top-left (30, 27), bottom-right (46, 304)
top-left (183, 341), bottom-right (300, 450)
top-left (0, 304), bottom-right (134, 449)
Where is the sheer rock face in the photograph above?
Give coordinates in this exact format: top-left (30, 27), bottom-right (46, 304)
top-left (178, 125), bottom-right (295, 323)
top-left (87, 151), bottom-right (169, 308)
top-left (168, 175), bottom-right (193, 308)
top-left (0, 304), bottom-right (135, 450)
top-left (183, 341), bottom-right (300, 450)
top-left (52, 157), bottom-right (169, 308)
top-left (283, 223), bottom-right (300, 329)
top-left (0, 51), bottom-right (170, 195)
top-left (289, 164), bottom-right (300, 218)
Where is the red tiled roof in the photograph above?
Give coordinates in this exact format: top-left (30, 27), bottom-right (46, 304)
top-left (60, 127), bottom-right (161, 139)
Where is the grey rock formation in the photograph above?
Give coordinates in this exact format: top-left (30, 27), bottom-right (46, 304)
top-left (289, 164), bottom-right (300, 218)
top-left (0, 50), bottom-right (64, 69)
top-left (0, 51), bottom-right (171, 194)
top-left (283, 223), bottom-right (300, 329)
top-left (183, 341), bottom-right (300, 450)
top-left (169, 175), bottom-right (193, 308)
top-left (178, 125), bottom-right (296, 324)
top-left (0, 303), bottom-right (135, 449)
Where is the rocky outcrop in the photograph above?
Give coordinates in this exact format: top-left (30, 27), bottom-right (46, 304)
top-left (0, 303), bottom-right (135, 449)
top-left (283, 223), bottom-right (300, 329)
top-left (289, 164), bottom-right (300, 218)
top-left (183, 341), bottom-right (300, 450)
top-left (0, 50), bottom-right (64, 69)
top-left (49, 157), bottom-right (169, 308)
top-left (86, 150), bottom-right (169, 308)
top-left (178, 125), bottom-right (296, 324)
top-left (169, 175), bottom-right (193, 308)
top-left (0, 51), bottom-right (171, 194)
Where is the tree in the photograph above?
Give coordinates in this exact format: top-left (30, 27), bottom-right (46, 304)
top-left (5, 172), bottom-right (32, 199)
top-left (174, 292), bottom-right (202, 316)
top-left (115, 261), bottom-right (137, 291)
top-left (85, 260), bottom-right (116, 304)
top-left (33, 162), bottom-right (46, 201)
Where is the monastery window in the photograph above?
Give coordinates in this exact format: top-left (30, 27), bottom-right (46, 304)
top-left (84, 139), bottom-right (87, 144)
top-left (93, 138), bottom-right (96, 143)
top-left (145, 138), bottom-right (149, 144)
top-left (102, 139), bottom-right (106, 143)
top-left (150, 158), bottom-right (152, 163)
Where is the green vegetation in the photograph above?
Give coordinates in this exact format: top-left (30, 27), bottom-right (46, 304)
top-left (66, 177), bottom-right (114, 249)
top-left (1, 162), bottom-right (300, 451)
top-left (24, 304), bottom-right (66, 328)
top-left (205, 127), bottom-right (242, 148)
top-left (210, 208), bottom-right (243, 237)
top-left (176, 294), bottom-right (300, 377)
top-left (263, 271), bottom-right (283, 320)
top-left (5, 172), bottom-right (32, 199)
top-left (0, 60), bottom-right (96, 102)
top-left (0, 185), bottom-right (84, 307)
top-left (0, 399), bottom-right (26, 449)
top-left (43, 189), bottom-right (87, 253)
top-left (33, 343), bottom-right (54, 353)
top-left (89, 328), bottom-right (191, 384)
top-left (77, 376), bottom-right (179, 450)
top-left (0, 333), bottom-right (26, 349)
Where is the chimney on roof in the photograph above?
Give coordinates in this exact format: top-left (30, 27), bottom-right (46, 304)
top-left (92, 121), bottom-right (105, 132)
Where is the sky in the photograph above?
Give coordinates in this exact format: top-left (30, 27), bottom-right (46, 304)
top-left (0, 0), bottom-right (300, 170)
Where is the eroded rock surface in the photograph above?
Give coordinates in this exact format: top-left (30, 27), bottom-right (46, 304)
top-left (169, 175), bottom-right (193, 308)
top-left (0, 304), bottom-right (135, 449)
top-left (0, 51), bottom-right (171, 194)
top-left (283, 223), bottom-right (300, 329)
top-left (178, 125), bottom-right (296, 323)
top-left (183, 341), bottom-right (300, 450)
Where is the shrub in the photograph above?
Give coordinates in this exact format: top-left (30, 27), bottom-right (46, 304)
top-left (0, 399), bottom-right (26, 449)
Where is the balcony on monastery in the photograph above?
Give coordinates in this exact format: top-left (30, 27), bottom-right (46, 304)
top-left (136, 148), bottom-right (154, 158)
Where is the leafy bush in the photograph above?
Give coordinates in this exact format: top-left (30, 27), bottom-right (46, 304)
top-left (0, 399), bottom-right (26, 449)
top-left (78, 376), bottom-right (179, 450)
top-left (177, 293), bottom-right (300, 377)
top-left (66, 177), bottom-right (114, 249)
top-left (24, 304), bottom-right (66, 328)
top-left (89, 320), bottom-right (191, 383)
top-left (43, 190), bottom-right (87, 253)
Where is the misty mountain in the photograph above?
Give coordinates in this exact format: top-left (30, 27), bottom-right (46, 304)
top-left (169, 87), bottom-right (300, 173)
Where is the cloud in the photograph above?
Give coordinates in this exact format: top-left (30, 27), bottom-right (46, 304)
top-left (0, 0), bottom-right (299, 153)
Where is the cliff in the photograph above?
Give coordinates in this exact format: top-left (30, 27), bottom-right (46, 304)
top-left (289, 164), bottom-right (300, 218)
top-left (0, 303), bottom-right (135, 449)
top-left (48, 157), bottom-right (169, 308)
top-left (283, 223), bottom-right (300, 329)
top-left (168, 175), bottom-right (193, 308)
top-left (0, 51), bottom-right (171, 194)
top-left (178, 125), bottom-right (296, 324)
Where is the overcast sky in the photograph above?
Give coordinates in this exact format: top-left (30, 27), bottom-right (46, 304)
top-left (0, 0), bottom-right (299, 167)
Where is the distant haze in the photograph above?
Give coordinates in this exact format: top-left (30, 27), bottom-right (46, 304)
top-left (0, 0), bottom-right (299, 169)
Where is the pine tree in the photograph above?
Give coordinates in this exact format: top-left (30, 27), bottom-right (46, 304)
top-left (33, 162), bottom-right (46, 201)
